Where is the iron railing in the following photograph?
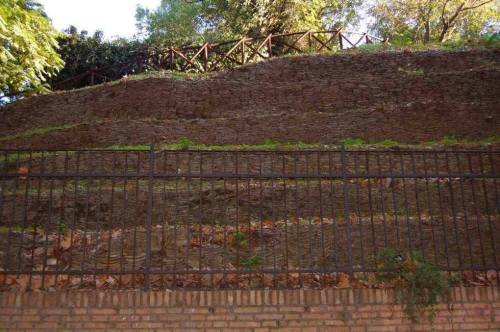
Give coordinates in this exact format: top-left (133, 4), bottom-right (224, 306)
top-left (0, 147), bottom-right (498, 289)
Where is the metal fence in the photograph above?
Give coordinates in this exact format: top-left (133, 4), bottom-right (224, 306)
top-left (0, 147), bottom-right (498, 289)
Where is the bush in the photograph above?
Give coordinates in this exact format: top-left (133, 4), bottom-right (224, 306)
top-left (375, 248), bottom-right (452, 323)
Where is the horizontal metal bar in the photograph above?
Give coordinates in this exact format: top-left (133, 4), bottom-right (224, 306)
top-left (0, 173), bottom-right (497, 179)
top-left (0, 148), bottom-right (498, 153)
top-left (2, 266), bottom-right (497, 276)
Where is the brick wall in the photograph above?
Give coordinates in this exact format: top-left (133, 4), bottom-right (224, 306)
top-left (1, 49), bottom-right (499, 149)
top-left (1, 286), bottom-right (499, 331)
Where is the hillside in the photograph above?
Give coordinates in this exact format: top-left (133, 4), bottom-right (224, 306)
top-left (1, 48), bottom-right (499, 149)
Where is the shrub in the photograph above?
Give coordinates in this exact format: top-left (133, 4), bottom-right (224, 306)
top-left (375, 248), bottom-right (451, 323)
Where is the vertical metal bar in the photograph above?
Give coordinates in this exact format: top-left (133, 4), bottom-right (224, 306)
top-left (144, 144), bottom-right (155, 290)
top-left (54, 151), bottom-right (69, 286)
top-left (375, 153), bottom-right (388, 249)
top-left (93, 158), bottom-right (104, 286)
top-left (293, 153), bottom-right (302, 286)
top-left (235, 153), bottom-right (240, 280)
top-left (444, 152), bottom-right (463, 270)
top-left (80, 154), bottom-right (92, 283)
top-left (209, 155), bottom-right (216, 288)
top-left (159, 152), bottom-right (168, 288)
top-left (399, 153), bottom-right (412, 251)
top-left (28, 153), bottom-right (43, 288)
top-left (16, 151), bottom-right (33, 276)
top-left (270, 154), bottom-right (277, 285)
top-left (340, 145), bottom-right (353, 276)
top-left (131, 152), bottom-right (141, 287)
top-left (466, 153), bottom-right (486, 268)
top-left (433, 152), bottom-right (451, 271)
top-left (106, 153), bottom-right (117, 277)
top-left (422, 153), bottom-right (438, 265)
top-left (258, 154), bottom-right (264, 277)
top-left (222, 153), bottom-right (228, 285)
top-left (67, 152), bottom-right (81, 276)
top-left (185, 152), bottom-right (192, 278)
top-left (351, 152), bottom-right (362, 271)
top-left (41, 152), bottom-right (53, 289)
top-left (482, 150), bottom-right (499, 282)
top-left (246, 152), bottom-right (252, 272)
top-left (488, 146), bottom-right (500, 286)
top-left (282, 153), bottom-right (289, 286)
top-left (388, 154), bottom-right (400, 248)
top-left (173, 153), bottom-right (180, 287)
top-left (198, 153), bottom-right (203, 273)
top-left (453, 152), bottom-right (474, 268)
top-left (305, 153), bottom-right (313, 272)
top-left (365, 152), bottom-right (377, 256)
top-left (119, 152), bottom-right (129, 285)
top-left (409, 152), bottom-right (425, 258)
top-left (317, 152), bottom-right (326, 282)
top-left (4, 151), bottom-right (20, 272)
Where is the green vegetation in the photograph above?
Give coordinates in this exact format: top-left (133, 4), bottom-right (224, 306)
top-left (0, 0), bottom-right (64, 98)
top-left (240, 255), bottom-right (261, 269)
top-left (0, 225), bottom-right (35, 234)
top-left (0, 124), bottom-right (80, 142)
top-left (398, 65), bottom-right (425, 77)
top-left (231, 232), bottom-right (248, 248)
top-left (369, 0), bottom-right (498, 44)
top-left (375, 248), bottom-right (455, 323)
top-left (136, 0), bottom-right (361, 46)
top-left (100, 136), bottom-right (499, 152)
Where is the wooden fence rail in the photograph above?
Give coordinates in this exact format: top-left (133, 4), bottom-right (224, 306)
top-left (51, 30), bottom-right (387, 91)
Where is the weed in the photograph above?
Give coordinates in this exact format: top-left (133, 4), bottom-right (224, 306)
top-left (440, 135), bottom-right (459, 145)
top-left (231, 232), bottom-right (248, 247)
top-left (240, 255), bottom-right (261, 268)
top-left (398, 65), bottom-right (425, 76)
top-left (176, 137), bottom-right (194, 150)
top-left (0, 124), bottom-right (80, 142)
top-left (374, 139), bottom-right (400, 147)
top-left (340, 138), bottom-right (366, 147)
top-left (375, 248), bottom-right (451, 323)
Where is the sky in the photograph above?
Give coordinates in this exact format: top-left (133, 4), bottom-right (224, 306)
top-left (39, 0), bottom-right (161, 39)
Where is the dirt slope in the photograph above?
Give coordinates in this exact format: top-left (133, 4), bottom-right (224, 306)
top-left (1, 49), bottom-right (499, 149)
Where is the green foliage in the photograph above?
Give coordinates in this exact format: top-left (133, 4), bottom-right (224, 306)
top-left (0, 0), bottom-right (64, 96)
top-left (368, 0), bottom-right (499, 44)
top-left (50, 26), bottom-right (144, 89)
top-left (240, 255), bottom-right (261, 268)
top-left (136, 0), bottom-right (206, 46)
top-left (136, 0), bottom-right (362, 45)
top-left (375, 248), bottom-right (451, 323)
top-left (176, 137), bottom-right (195, 150)
top-left (440, 135), bottom-right (460, 145)
top-left (340, 138), bottom-right (365, 146)
top-left (375, 139), bottom-right (401, 147)
top-left (231, 232), bottom-right (248, 247)
top-left (398, 65), bottom-right (425, 76)
top-left (0, 124), bottom-right (79, 142)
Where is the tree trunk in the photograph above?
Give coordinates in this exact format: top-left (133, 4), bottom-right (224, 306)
top-left (439, 24), bottom-right (449, 42)
top-left (424, 21), bottom-right (431, 43)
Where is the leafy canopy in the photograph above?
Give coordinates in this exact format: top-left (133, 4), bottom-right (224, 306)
top-left (369, 0), bottom-right (500, 44)
top-left (50, 26), bottom-right (144, 89)
top-left (0, 0), bottom-right (64, 96)
top-left (136, 0), bottom-right (362, 46)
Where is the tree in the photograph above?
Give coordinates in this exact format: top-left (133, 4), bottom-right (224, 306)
top-left (49, 26), bottom-right (144, 89)
top-left (136, 0), bottom-right (362, 46)
top-left (0, 0), bottom-right (64, 97)
top-left (136, 0), bottom-right (206, 46)
top-left (368, 0), bottom-right (499, 44)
